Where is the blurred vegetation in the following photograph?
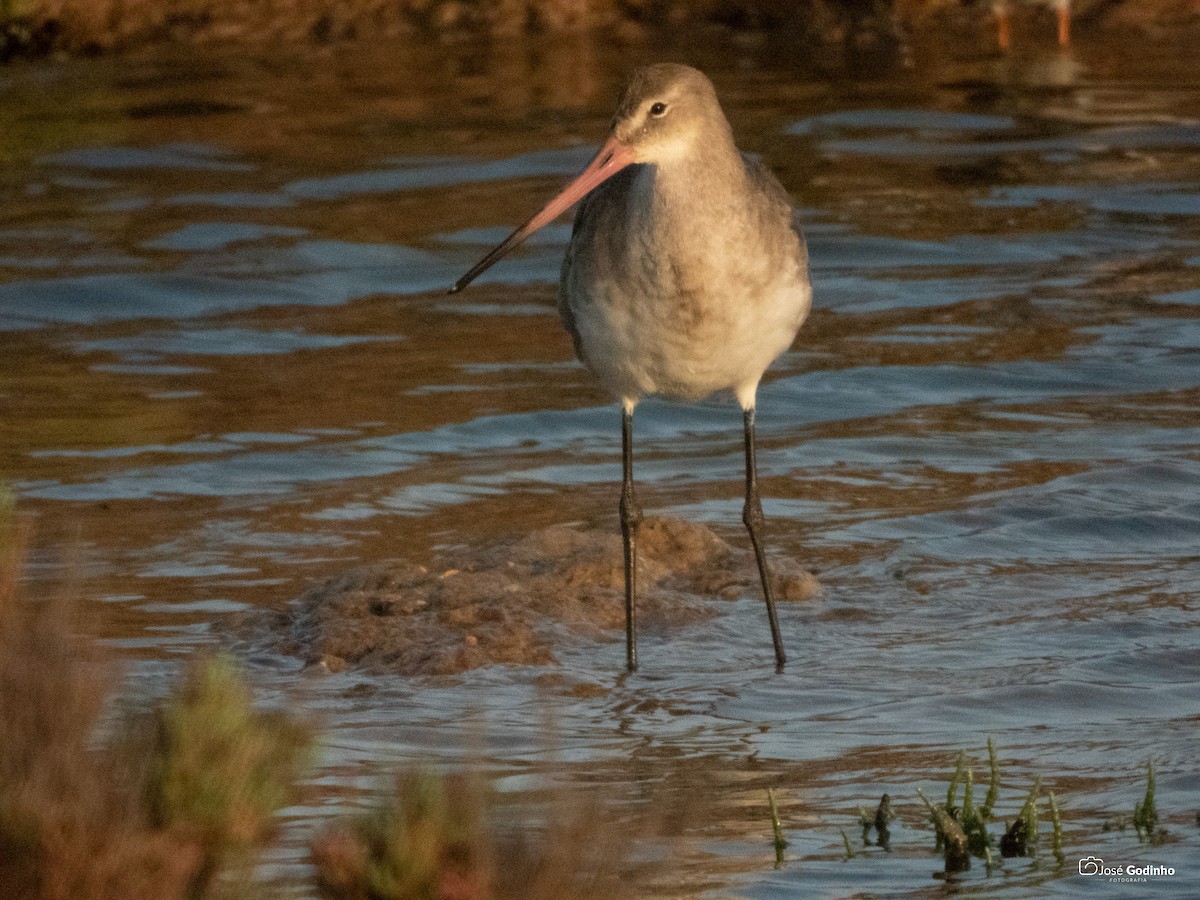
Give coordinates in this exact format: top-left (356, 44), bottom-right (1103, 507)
top-left (0, 507), bottom-right (312, 899)
top-left (0, 508), bottom-right (643, 898)
top-left (312, 770), bottom-right (494, 900)
top-left (148, 655), bottom-right (314, 898)
top-left (311, 767), bottom-right (640, 900)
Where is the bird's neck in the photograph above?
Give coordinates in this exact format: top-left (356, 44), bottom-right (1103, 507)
top-left (651, 139), bottom-right (748, 220)
top-left (636, 139), bottom-right (751, 264)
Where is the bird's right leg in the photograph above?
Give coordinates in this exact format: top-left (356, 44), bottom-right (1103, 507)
top-left (742, 405), bottom-right (787, 671)
top-left (620, 402), bottom-right (643, 672)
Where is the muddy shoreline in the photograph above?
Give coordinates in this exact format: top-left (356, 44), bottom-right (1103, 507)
top-left (2, 0), bottom-right (1197, 63)
top-left (264, 516), bottom-right (819, 676)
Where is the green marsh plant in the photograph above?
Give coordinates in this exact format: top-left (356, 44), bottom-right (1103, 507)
top-left (912, 741), bottom-right (1057, 874)
top-left (767, 788), bottom-right (787, 867)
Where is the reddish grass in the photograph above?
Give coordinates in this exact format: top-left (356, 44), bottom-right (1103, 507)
top-left (0, 513), bottom-right (311, 900)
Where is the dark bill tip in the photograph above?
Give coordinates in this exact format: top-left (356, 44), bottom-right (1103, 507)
top-left (448, 134), bottom-right (635, 296)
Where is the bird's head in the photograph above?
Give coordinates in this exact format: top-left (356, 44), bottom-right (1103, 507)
top-left (448, 64), bottom-right (725, 294)
top-left (610, 64), bottom-right (726, 166)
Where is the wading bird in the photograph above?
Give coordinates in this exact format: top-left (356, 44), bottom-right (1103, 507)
top-left (450, 64), bottom-right (812, 671)
top-left (974, 0), bottom-right (1073, 49)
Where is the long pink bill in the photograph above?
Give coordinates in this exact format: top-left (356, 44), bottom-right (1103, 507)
top-left (448, 134), bottom-right (636, 294)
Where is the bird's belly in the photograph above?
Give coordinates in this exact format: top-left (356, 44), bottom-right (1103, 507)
top-left (564, 273), bottom-right (810, 404)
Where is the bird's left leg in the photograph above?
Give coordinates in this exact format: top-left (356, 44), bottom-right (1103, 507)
top-left (741, 405), bottom-right (787, 670)
top-left (620, 401), bottom-right (644, 672)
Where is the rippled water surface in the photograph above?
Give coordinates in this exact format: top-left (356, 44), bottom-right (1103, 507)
top-left (3, 34), bottom-right (1199, 896)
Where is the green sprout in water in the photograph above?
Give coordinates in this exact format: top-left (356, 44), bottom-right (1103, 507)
top-left (962, 765), bottom-right (974, 821)
top-left (874, 794), bottom-right (894, 830)
top-left (959, 765), bottom-right (992, 857)
top-left (851, 793), bottom-right (893, 854)
top-left (1001, 776), bottom-right (1041, 858)
top-left (1134, 759), bottom-right (1158, 842)
top-left (874, 794), bottom-right (894, 850)
top-left (1048, 791), bottom-right (1065, 867)
top-left (858, 794), bottom-right (893, 849)
top-left (982, 737), bottom-right (1001, 820)
top-left (946, 751), bottom-right (966, 813)
top-left (858, 803), bottom-right (872, 835)
top-left (840, 828), bottom-right (857, 860)
top-left (767, 788), bottom-right (788, 867)
top-left (918, 788), bottom-right (970, 874)
top-left (999, 816), bottom-right (1027, 858)
top-left (1021, 776), bottom-right (1041, 850)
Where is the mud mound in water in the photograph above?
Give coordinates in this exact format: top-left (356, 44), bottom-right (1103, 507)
top-left (275, 516), bottom-right (819, 677)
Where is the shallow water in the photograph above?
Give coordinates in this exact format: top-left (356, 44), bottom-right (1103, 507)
top-left (2, 32), bottom-right (1199, 896)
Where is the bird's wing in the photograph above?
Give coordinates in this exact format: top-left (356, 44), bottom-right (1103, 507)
top-left (743, 155), bottom-right (809, 277)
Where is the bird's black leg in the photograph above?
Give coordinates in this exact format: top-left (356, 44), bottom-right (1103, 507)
top-left (742, 406), bottom-right (787, 670)
top-left (620, 405), bottom-right (643, 672)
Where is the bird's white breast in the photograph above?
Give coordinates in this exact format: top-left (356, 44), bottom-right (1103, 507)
top-left (561, 163), bottom-right (811, 406)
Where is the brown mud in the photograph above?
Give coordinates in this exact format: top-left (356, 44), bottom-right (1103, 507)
top-left (269, 516), bottom-right (819, 676)
top-left (1, 0), bottom-right (1197, 62)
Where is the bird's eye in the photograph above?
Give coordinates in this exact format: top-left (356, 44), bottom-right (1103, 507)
top-left (649, 102), bottom-right (668, 117)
